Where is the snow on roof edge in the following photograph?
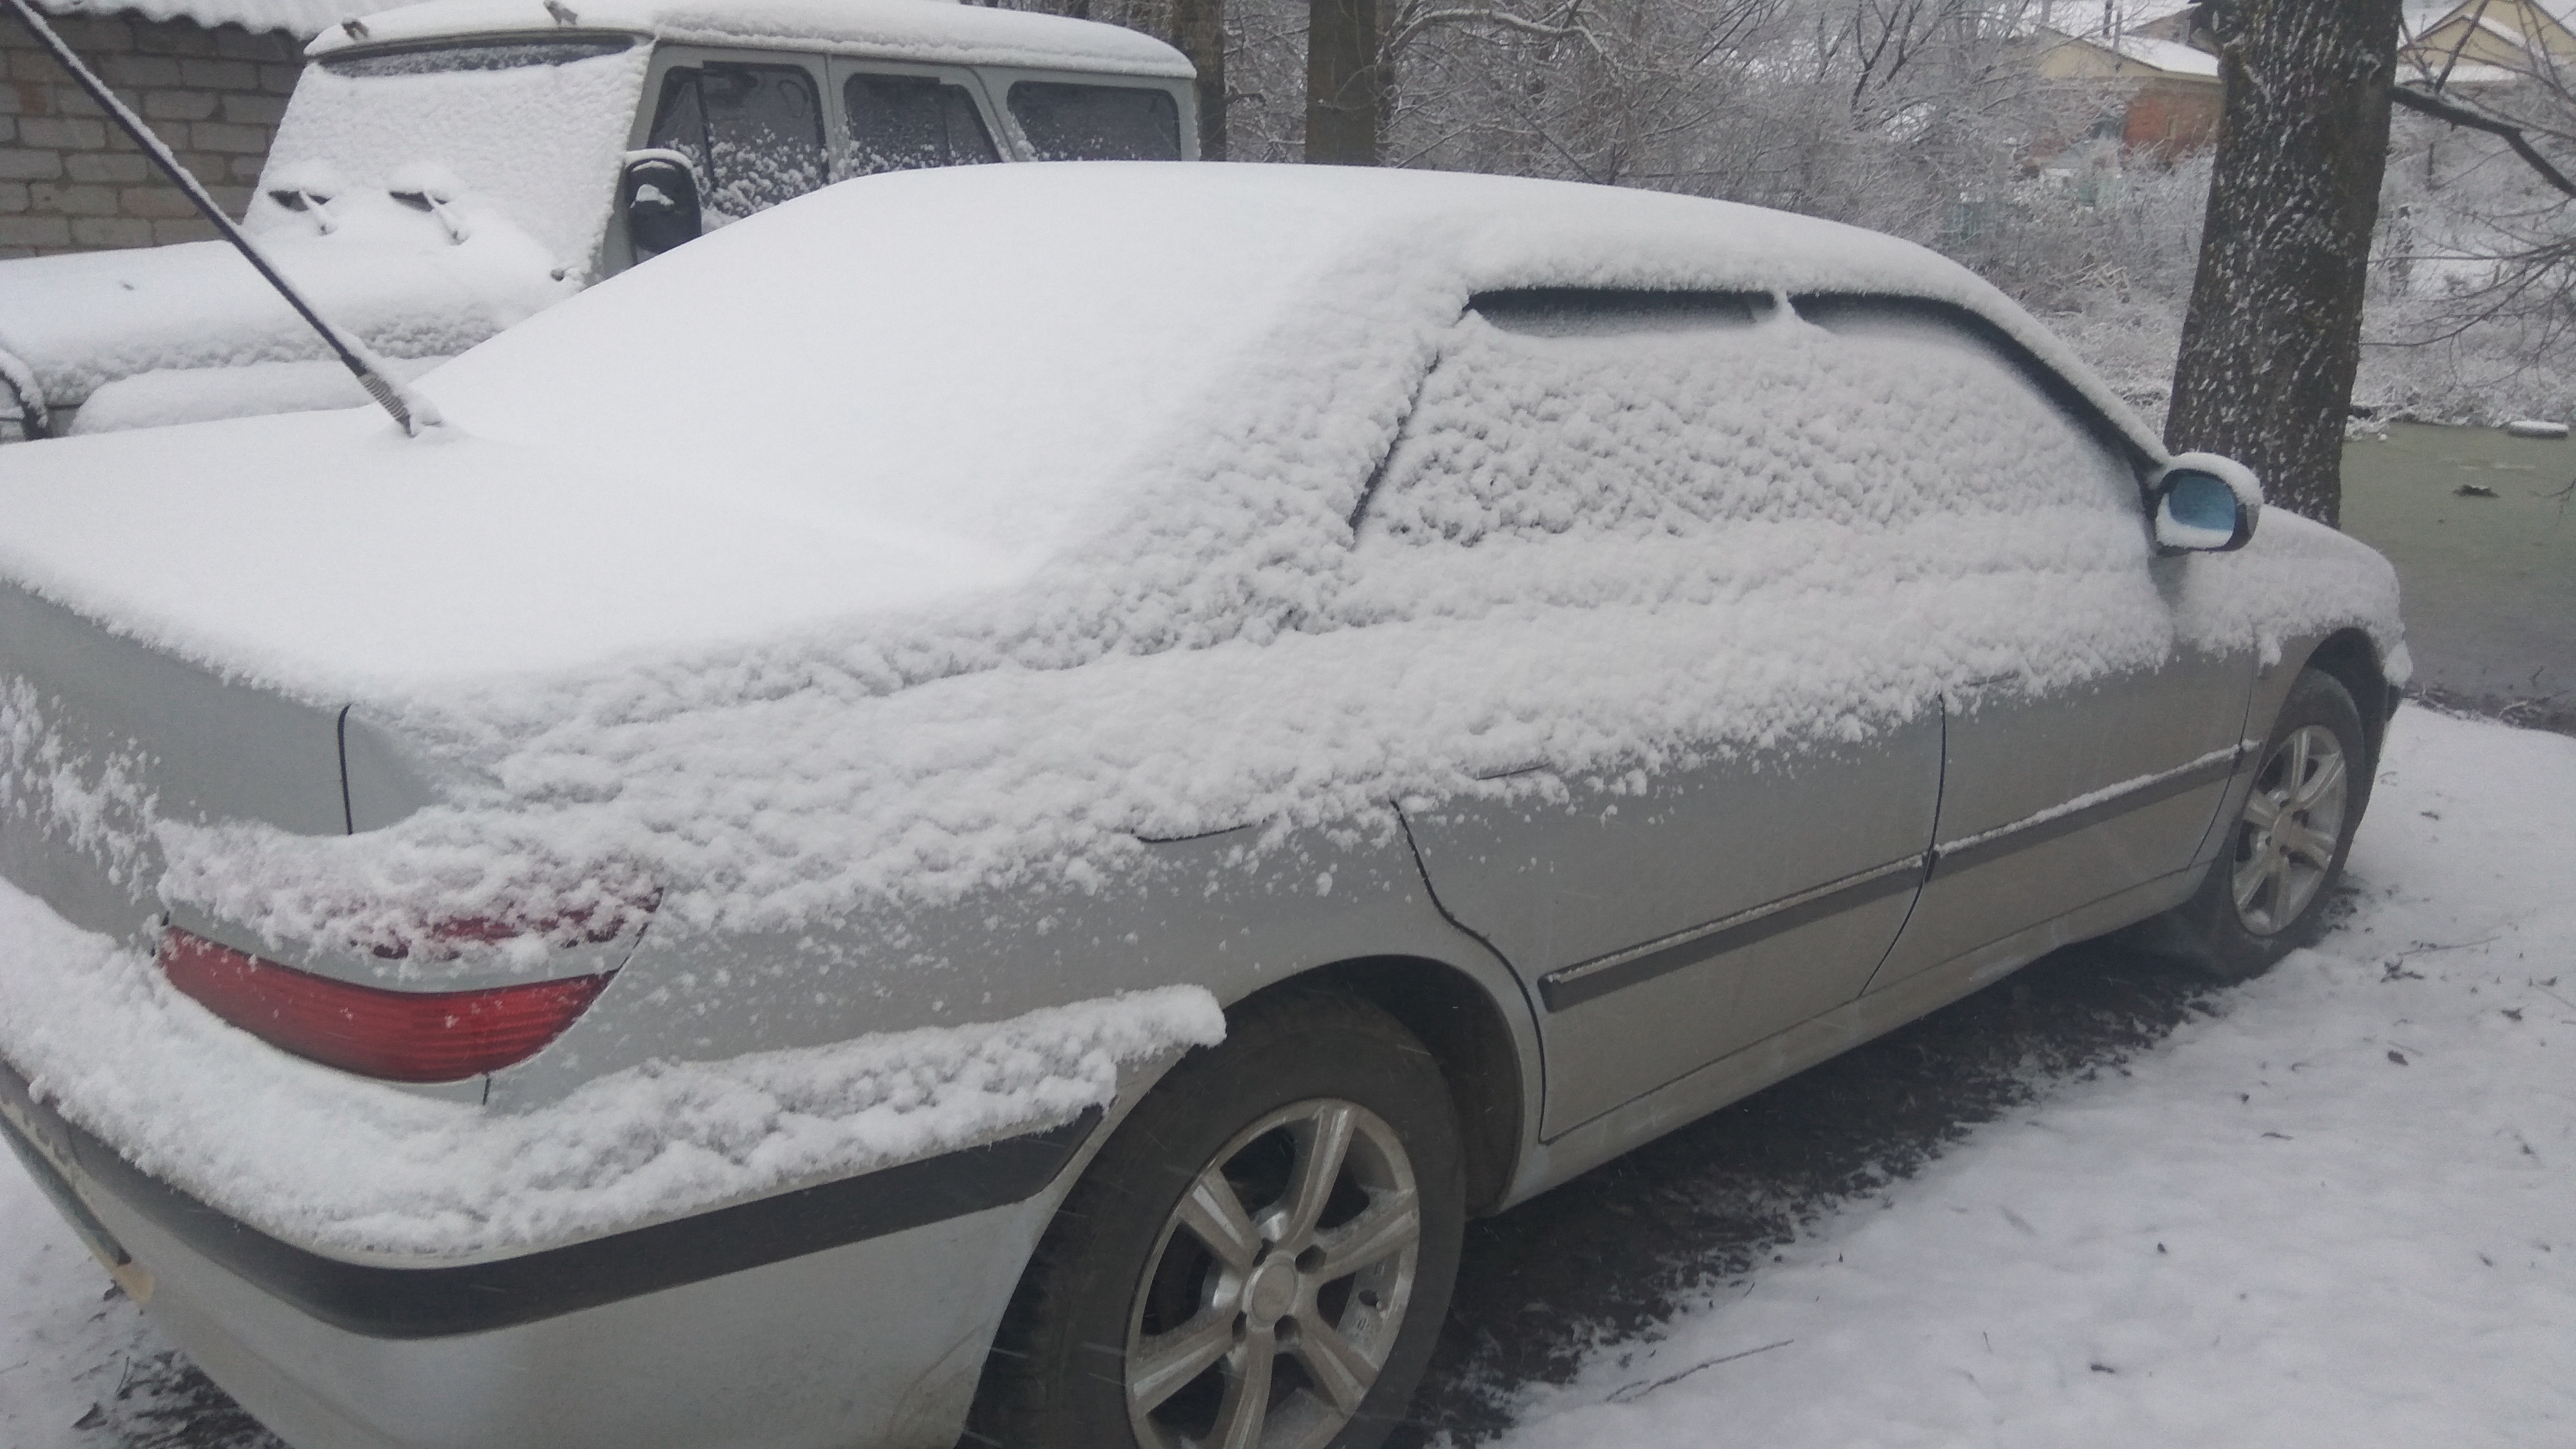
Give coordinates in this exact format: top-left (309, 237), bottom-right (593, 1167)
top-left (301, 0), bottom-right (1193, 76)
top-left (2032, 26), bottom-right (2220, 79)
top-left (40, 0), bottom-right (383, 37)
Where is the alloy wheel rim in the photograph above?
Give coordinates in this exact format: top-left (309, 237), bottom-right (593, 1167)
top-left (1125, 1098), bottom-right (1422, 1449)
top-left (2231, 723), bottom-right (2349, 936)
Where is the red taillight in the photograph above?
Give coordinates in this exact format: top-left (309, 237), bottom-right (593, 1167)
top-left (159, 926), bottom-right (612, 1083)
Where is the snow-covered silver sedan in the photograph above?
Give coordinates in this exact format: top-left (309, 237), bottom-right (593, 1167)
top-left (0, 165), bottom-right (2404, 1449)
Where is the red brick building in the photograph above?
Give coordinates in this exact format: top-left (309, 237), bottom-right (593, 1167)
top-left (2028, 17), bottom-right (2224, 162)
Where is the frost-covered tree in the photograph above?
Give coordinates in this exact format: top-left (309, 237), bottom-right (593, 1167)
top-left (2166, 0), bottom-right (2404, 528)
top-left (2352, 7), bottom-right (2576, 422)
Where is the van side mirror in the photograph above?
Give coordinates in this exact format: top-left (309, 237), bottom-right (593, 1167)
top-left (619, 150), bottom-right (702, 257)
top-left (2149, 452), bottom-right (2261, 554)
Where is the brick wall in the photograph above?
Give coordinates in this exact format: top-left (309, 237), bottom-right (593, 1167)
top-left (1, 11), bottom-right (302, 257)
top-left (2120, 79), bottom-right (2223, 160)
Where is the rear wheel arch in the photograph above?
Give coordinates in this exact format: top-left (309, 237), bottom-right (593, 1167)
top-left (972, 983), bottom-right (1469, 1449)
top-left (1256, 954), bottom-right (1529, 1216)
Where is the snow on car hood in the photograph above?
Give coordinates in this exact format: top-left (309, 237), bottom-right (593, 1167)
top-left (0, 164), bottom-right (2407, 963)
top-left (0, 219), bottom-right (571, 410)
top-left (0, 34), bottom-right (641, 412)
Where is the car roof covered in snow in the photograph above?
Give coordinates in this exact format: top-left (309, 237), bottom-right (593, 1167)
top-left (305, 0), bottom-right (1197, 75)
top-left (0, 163), bottom-right (2166, 697)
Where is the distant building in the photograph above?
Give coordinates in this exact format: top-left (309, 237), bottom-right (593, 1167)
top-left (1, 0), bottom-right (377, 257)
top-left (2016, 1), bottom-right (2556, 171)
top-left (2400, 0), bottom-right (2574, 85)
top-left (2026, 12), bottom-right (2222, 159)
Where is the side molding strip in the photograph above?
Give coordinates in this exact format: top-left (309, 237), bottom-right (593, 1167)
top-left (1540, 855), bottom-right (1930, 1012)
top-left (0, 1060), bottom-right (1093, 1341)
top-left (1928, 744), bottom-right (2244, 880)
top-left (1536, 742), bottom-right (2251, 1015)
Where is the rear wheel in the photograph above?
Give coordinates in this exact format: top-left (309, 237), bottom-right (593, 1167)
top-left (969, 990), bottom-right (1465, 1449)
top-left (2166, 667), bottom-right (2371, 981)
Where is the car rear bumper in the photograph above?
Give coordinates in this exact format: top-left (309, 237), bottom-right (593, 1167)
top-left (2, 1060), bottom-right (1079, 1449)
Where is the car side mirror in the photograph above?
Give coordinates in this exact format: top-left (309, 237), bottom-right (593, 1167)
top-left (619, 150), bottom-right (702, 257)
top-left (2149, 452), bottom-right (2261, 554)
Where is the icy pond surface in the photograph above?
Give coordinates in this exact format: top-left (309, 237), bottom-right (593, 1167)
top-left (2342, 423), bottom-right (2576, 708)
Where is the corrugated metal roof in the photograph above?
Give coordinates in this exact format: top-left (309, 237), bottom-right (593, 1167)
top-left (38, 0), bottom-right (388, 37)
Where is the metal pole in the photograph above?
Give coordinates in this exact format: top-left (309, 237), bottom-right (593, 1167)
top-left (3, 0), bottom-right (437, 435)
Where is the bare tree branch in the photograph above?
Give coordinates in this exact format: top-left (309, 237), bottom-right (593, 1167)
top-left (2392, 84), bottom-right (2576, 200)
top-left (1387, 4), bottom-right (1603, 58)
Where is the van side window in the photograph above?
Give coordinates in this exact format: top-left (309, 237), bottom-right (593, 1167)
top-left (844, 73), bottom-right (1000, 175)
top-left (1357, 288), bottom-right (2137, 547)
top-left (1006, 81), bottom-right (1181, 160)
top-left (649, 63), bottom-right (828, 221)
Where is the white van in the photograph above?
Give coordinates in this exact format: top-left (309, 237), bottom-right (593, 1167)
top-left (0, 0), bottom-right (1194, 438)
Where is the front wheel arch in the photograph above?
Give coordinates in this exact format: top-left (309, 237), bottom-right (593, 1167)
top-left (2167, 666), bottom-right (2374, 980)
top-left (2301, 627), bottom-right (2395, 765)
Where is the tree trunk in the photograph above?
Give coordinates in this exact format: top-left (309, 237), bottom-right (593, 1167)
top-left (2166, 0), bottom-right (2403, 528)
top-left (1306, 0), bottom-right (1385, 164)
top-left (1171, 0), bottom-right (1228, 159)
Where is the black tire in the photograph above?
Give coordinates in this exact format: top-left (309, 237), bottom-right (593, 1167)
top-left (967, 989), bottom-right (1466, 1449)
top-left (2163, 667), bottom-right (2373, 981)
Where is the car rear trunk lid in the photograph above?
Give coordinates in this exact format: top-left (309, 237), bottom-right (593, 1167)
top-left (0, 582), bottom-right (347, 948)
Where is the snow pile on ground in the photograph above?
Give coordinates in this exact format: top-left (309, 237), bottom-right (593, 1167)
top-left (0, 853), bottom-right (1220, 1257)
top-left (1489, 707), bottom-right (2576, 1449)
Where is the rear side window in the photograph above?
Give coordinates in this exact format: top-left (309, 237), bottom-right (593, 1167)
top-left (1006, 81), bottom-right (1181, 160)
top-left (1357, 289), bottom-right (2138, 547)
top-left (844, 72), bottom-right (999, 175)
top-left (649, 63), bottom-right (828, 221)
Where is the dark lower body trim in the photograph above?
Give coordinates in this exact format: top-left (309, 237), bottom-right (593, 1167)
top-left (1, 1059), bottom-right (1092, 1340)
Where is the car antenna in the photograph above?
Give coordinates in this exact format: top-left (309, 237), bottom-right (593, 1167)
top-left (2, 0), bottom-right (438, 436)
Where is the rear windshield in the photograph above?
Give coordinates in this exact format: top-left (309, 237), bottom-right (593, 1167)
top-left (319, 37), bottom-right (636, 78)
top-left (1006, 81), bottom-right (1181, 161)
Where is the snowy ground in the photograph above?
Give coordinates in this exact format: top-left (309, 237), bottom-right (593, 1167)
top-left (4, 706), bottom-right (2571, 1447)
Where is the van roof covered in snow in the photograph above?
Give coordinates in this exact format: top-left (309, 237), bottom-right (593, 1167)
top-left (306, 0), bottom-right (1197, 76)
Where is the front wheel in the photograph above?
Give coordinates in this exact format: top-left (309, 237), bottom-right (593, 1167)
top-left (969, 990), bottom-right (1465, 1449)
top-left (2167, 667), bottom-right (2372, 980)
